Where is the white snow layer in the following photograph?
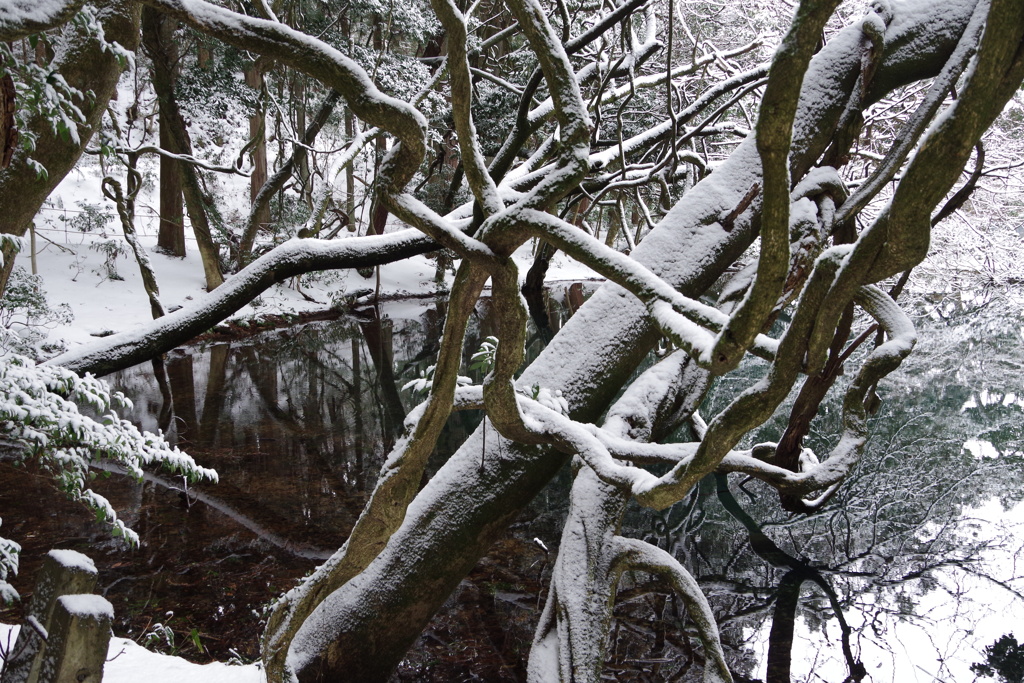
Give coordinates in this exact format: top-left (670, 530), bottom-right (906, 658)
top-left (0, 623), bottom-right (264, 683)
top-left (0, 0), bottom-right (74, 27)
top-left (46, 548), bottom-right (96, 575)
top-left (56, 593), bottom-right (113, 619)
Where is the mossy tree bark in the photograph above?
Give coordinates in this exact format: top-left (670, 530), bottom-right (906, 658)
top-left (0, 0), bottom-right (139, 299)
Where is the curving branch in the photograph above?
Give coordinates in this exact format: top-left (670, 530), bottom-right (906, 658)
top-left (465, 284), bottom-right (913, 510)
top-left (429, 0), bottom-right (503, 216)
top-left (830, 0), bottom-right (988, 229)
top-left (45, 231), bottom-right (440, 376)
top-left (0, 0), bottom-right (86, 41)
top-left (710, 0), bottom-right (842, 375)
top-left (102, 176), bottom-right (165, 320)
top-left (584, 285), bottom-right (915, 506)
top-left (88, 144), bottom-right (250, 176)
top-left (497, 0), bottom-right (592, 219)
top-left (487, 0), bottom-right (651, 183)
top-left (528, 351), bottom-right (713, 683)
top-left (612, 537), bottom-right (733, 683)
top-left (31, 4), bottom-right (1011, 681)
top-left (807, 0), bottom-right (1023, 371)
top-left (517, 207), bottom-right (780, 363)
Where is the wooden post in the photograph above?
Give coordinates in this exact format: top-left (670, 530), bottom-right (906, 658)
top-left (1, 551), bottom-right (97, 683)
top-left (29, 223), bottom-right (37, 275)
top-left (36, 595), bottom-right (112, 683)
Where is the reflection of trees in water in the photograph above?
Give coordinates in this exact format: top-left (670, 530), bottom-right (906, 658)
top-left (0, 293), bottom-right (585, 665)
top-left (610, 308), bottom-right (1024, 681)
top-left (0, 304), bottom-right (474, 662)
top-left (106, 293), bottom-right (582, 552)
top-left (108, 299), bottom-right (499, 543)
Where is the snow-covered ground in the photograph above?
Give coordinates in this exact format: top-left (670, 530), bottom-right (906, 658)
top-left (1, 623), bottom-right (261, 682)
top-left (19, 155), bottom-right (600, 355)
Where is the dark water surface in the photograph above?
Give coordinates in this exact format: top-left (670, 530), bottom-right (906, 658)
top-left (2, 292), bottom-right (1024, 681)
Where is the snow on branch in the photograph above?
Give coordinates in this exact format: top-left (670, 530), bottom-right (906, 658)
top-left (709, 0), bottom-right (842, 376)
top-left (585, 65), bottom-right (770, 173)
top-left (524, 6), bottom-right (663, 128)
top-left (263, 268), bottom-right (494, 677)
top-left (86, 144), bottom-right (250, 176)
top-left (387, 193), bottom-right (498, 267)
top-left (488, 0), bottom-right (612, 185)
top-left (832, 0), bottom-right (988, 228)
top-left (580, 285), bottom-right (916, 508)
top-left (47, 231), bottom-right (439, 376)
top-left (497, 0), bottom-right (592, 214)
top-left (612, 537), bottom-right (733, 683)
top-left (516, 208), bottom-right (779, 364)
top-left (0, 0), bottom-right (86, 41)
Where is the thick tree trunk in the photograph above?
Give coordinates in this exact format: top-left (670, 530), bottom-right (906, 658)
top-left (293, 76), bottom-right (312, 209)
top-left (283, 5), bottom-right (981, 679)
top-left (246, 62), bottom-right (271, 240)
top-left (142, 6), bottom-right (224, 290)
top-left (0, 0), bottom-right (139, 299)
top-left (0, 74), bottom-right (15, 170)
top-left (149, 14), bottom-right (186, 258)
top-left (156, 118), bottom-right (186, 257)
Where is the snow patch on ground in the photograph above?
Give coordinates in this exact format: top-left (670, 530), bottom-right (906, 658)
top-left (22, 154), bottom-right (603, 357)
top-left (0, 624), bottom-right (263, 683)
top-left (26, 170), bottom-right (440, 352)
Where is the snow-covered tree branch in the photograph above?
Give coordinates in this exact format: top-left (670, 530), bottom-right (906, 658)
top-left (4, 0), bottom-right (1023, 680)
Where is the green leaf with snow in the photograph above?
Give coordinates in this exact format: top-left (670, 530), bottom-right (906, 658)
top-left (0, 356), bottom-right (218, 566)
top-left (470, 336), bottom-right (499, 374)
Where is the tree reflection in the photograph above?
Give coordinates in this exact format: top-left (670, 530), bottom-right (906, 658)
top-left (611, 304), bottom-right (1024, 681)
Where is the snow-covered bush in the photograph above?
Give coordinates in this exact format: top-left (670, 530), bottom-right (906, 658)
top-left (89, 238), bottom-right (128, 281)
top-left (0, 523), bottom-right (18, 604)
top-left (0, 355), bottom-right (218, 602)
top-left (0, 266), bottom-right (73, 357)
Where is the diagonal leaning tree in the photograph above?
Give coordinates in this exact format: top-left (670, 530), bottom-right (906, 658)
top-left (29, 0), bottom-right (1024, 680)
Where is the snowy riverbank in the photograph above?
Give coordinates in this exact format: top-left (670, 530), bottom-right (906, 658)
top-left (22, 215), bottom-right (600, 357)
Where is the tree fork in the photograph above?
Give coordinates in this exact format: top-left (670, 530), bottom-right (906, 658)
top-left (280, 4), bottom-right (983, 680)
